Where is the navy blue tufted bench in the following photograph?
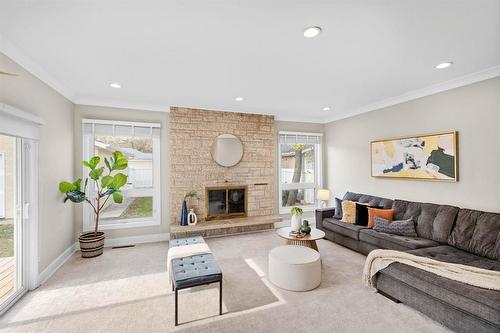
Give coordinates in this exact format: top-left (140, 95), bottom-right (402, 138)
top-left (169, 236), bottom-right (223, 326)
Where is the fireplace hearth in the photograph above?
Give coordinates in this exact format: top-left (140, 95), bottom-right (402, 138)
top-left (206, 185), bottom-right (247, 220)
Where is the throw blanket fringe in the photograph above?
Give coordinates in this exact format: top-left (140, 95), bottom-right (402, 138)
top-left (363, 249), bottom-right (500, 291)
top-left (167, 243), bottom-right (212, 288)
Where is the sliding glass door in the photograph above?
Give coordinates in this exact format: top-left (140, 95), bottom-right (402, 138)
top-left (0, 134), bottom-right (21, 307)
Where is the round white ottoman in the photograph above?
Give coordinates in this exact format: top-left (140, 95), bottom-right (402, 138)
top-left (268, 245), bottom-right (321, 291)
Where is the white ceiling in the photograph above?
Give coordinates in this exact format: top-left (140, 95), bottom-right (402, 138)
top-left (0, 0), bottom-right (499, 123)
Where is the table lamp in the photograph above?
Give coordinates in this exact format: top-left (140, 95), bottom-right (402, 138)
top-left (317, 189), bottom-right (330, 208)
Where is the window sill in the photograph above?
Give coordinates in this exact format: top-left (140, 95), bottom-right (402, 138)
top-left (88, 219), bottom-right (160, 231)
top-left (279, 206), bottom-right (319, 215)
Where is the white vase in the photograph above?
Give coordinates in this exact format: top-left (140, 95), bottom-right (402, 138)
top-left (290, 215), bottom-right (302, 232)
top-left (187, 209), bottom-right (198, 226)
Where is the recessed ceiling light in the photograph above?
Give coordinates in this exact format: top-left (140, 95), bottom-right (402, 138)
top-left (322, 107), bottom-right (331, 111)
top-left (109, 82), bottom-right (121, 88)
top-left (303, 26), bottom-right (322, 38)
top-left (235, 97), bottom-right (244, 101)
top-left (436, 62), bottom-right (453, 69)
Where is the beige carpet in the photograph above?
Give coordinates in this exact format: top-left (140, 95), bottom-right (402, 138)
top-left (0, 231), bottom-right (450, 333)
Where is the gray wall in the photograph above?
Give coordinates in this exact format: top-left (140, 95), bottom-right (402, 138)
top-left (0, 52), bottom-right (75, 272)
top-left (73, 105), bottom-right (170, 239)
top-left (325, 77), bottom-right (500, 213)
top-left (275, 120), bottom-right (326, 218)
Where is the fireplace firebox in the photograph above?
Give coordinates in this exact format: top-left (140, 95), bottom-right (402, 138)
top-left (205, 185), bottom-right (247, 220)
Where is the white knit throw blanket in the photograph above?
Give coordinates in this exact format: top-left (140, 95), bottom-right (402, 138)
top-left (167, 243), bottom-right (212, 288)
top-left (363, 249), bottom-right (500, 290)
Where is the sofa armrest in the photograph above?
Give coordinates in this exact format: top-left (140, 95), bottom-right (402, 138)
top-left (315, 208), bottom-right (335, 229)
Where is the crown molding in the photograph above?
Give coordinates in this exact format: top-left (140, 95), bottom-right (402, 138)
top-left (0, 103), bottom-right (45, 125)
top-left (75, 99), bottom-right (325, 123)
top-left (170, 104), bottom-right (326, 123)
top-left (0, 33), bottom-right (76, 102)
top-left (75, 97), bottom-right (169, 113)
top-left (323, 65), bottom-right (500, 124)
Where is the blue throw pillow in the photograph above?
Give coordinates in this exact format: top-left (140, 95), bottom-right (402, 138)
top-left (373, 216), bottom-right (417, 237)
top-left (334, 197), bottom-right (343, 219)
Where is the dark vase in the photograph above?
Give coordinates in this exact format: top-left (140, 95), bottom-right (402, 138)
top-left (301, 220), bottom-right (311, 234)
top-left (180, 200), bottom-right (188, 226)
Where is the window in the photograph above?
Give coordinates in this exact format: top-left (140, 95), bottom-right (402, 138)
top-left (82, 119), bottom-right (161, 230)
top-left (278, 131), bottom-right (322, 213)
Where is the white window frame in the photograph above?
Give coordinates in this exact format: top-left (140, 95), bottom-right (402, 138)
top-left (82, 119), bottom-right (161, 231)
top-left (278, 131), bottom-right (323, 214)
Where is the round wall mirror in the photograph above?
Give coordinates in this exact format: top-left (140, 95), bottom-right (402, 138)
top-left (211, 134), bottom-right (244, 167)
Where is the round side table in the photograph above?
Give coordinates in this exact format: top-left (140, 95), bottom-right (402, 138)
top-left (276, 227), bottom-right (326, 252)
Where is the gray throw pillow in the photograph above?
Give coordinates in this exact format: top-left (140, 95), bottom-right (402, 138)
top-left (334, 197), bottom-right (343, 218)
top-left (373, 216), bottom-right (417, 237)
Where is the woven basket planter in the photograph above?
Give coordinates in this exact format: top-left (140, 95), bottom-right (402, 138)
top-left (79, 232), bottom-right (105, 258)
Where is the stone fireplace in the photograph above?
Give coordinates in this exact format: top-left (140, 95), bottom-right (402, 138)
top-left (206, 185), bottom-right (247, 220)
top-left (169, 107), bottom-right (278, 238)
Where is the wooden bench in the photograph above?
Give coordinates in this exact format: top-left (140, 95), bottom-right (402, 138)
top-left (169, 236), bottom-right (223, 326)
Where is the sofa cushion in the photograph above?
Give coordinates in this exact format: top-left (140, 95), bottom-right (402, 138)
top-left (392, 199), bottom-right (459, 243)
top-left (355, 203), bottom-right (370, 226)
top-left (448, 209), bottom-right (500, 261)
top-left (359, 229), bottom-right (439, 250)
top-left (373, 216), bottom-right (417, 237)
top-left (323, 218), bottom-right (367, 240)
top-left (343, 191), bottom-right (393, 209)
top-left (406, 244), bottom-right (482, 264)
top-left (341, 200), bottom-right (357, 224)
top-left (334, 197), bottom-right (343, 219)
top-left (381, 245), bottom-right (500, 326)
top-left (367, 207), bottom-right (394, 228)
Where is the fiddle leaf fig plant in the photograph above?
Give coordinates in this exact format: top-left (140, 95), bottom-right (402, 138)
top-left (59, 151), bottom-right (129, 235)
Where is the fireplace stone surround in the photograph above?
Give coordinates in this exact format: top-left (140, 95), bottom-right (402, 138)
top-left (170, 107), bottom-right (276, 227)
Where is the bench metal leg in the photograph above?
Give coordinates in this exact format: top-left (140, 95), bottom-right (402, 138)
top-left (175, 288), bottom-right (178, 326)
top-left (219, 280), bottom-right (223, 315)
top-left (174, 280), bottom-right (223, 326)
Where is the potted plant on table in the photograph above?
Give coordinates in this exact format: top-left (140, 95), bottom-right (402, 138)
top-left (290, 206), bottom-right (303, 232)
top-left (59, 151), bottom-right (128, 258)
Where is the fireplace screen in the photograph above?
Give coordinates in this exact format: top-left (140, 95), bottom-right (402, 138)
top-left (206, 186), bottom-right (247, 220)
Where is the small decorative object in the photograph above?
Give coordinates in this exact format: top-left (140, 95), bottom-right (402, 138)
top-left (317, 189), bottom-right (330, 208)
top-left (59, 151), bottom-right (128, 258)
top-left (290, 206), bottom-right (303, 232)
top-left (301, 220), bottom-right (311, 234)
top-left (187, 209), bottom-right (198, 226)
top-left (182, 190), bottom-right (200, 226)
top-left (184, 190), bottom-right (200, 204)
top-left (294, 232), bottom-right (306, 239)
top-left (180, 200), bottom-right (188, 226)
top-left (371, 131), bottom-right (458, 181)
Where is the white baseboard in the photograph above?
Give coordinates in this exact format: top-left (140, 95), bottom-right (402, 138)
top-left (37, 242), bottom-right (78, 287)
top-left (104, 233), bottom-right (170, 247)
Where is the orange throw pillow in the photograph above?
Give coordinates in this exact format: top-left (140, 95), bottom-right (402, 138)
top-left (367, 208), bottom-right (394, 228)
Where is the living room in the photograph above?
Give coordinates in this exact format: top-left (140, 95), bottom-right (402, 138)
top-left (0, 1), bottom-right (499, 332)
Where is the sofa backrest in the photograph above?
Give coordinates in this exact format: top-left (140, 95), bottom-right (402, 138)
top-left (448, 209), bottom-right (500, 260)
top-left (343, 191), bottom-right (393, 209)
top-left (392, 199), bottom-right (459, 243)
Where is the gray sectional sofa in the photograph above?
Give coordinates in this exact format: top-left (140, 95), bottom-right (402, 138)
top-left (316, 192), bottom-right (500, 333)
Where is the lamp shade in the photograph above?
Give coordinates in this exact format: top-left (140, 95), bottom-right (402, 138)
top-left (317, 189), bottom-right (330, 201)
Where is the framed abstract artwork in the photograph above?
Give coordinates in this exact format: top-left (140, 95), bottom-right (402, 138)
top-left (371, 131), bottom-right (458, 181)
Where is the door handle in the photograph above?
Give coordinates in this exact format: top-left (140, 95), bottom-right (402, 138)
top-left (23, 203), bottom-right (30, 219)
